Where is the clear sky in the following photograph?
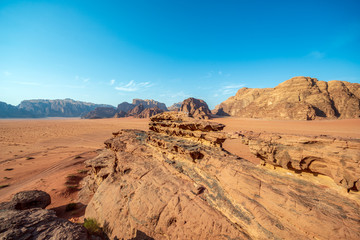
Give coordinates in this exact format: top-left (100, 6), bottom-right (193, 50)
top-left (1, 0), bottom-right (359, 109)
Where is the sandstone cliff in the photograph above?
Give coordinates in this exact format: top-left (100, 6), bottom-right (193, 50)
top-left (180, 97), bottom-right (212, 119)
top-left (168, 102), bottom-right (182, 111)
top-left (81, 112), bottom-right (360, 240)
top-left (214, 76), bottom-right (360, 120)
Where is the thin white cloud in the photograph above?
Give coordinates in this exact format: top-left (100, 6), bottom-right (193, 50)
top-left (215, 84), bottom-right (245, 96)
top-left (115, 80), bottom-right (152, 92)
top-left (308, 51), bottom-right (325, 59)
top-left (110, 79), bottom-right (115, 85)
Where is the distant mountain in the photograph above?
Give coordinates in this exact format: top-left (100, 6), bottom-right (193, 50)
top-left (0, 101), bottom-right (37, 118)
top-left (81, 107), bottom-right (117, 119)
top-left (18, 98), bottom-right (112, 117)
top-left (82, 99), bottom-right (168, 119)
top-left (213, 76), bottom-right (360, 120)
top-left (0, 98), bottom-right (112, 118)
top-left (168, 102), bottom-right (182, 111)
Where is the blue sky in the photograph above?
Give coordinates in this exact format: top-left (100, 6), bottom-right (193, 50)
top-left (1, 0), bottom-right (359, 109)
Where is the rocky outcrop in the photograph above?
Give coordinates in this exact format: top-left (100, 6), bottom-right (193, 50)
top-left (126, 104), bottom-right (145, 117)
top-left (117, 102), bottom-right (136, 113)
top-left (0, 190), bottom-right (89, 239)
top-left (132, 99), bottom-right (168, 111)
top-left (83, 112), bottom-right (360, 240)
top-left (0, 209), bottom-right (89, 240)
top-left (18, 98), bottom-right (112, 118)
top-left (149, 112), bottom-right (226, 147)
top-left (180, 98), bottom-right (212, 119)
top-left (138, 107), bottom-right (164, 118)
top-left (233, 130), bottom-right (360, 191)
top-left (214, 76), bottom-right (360, 120)
top-left (82, 99), bottom-right (168, 119)
top-left (168, 102), bottom-right (182, 111)
top-left (81, 107), bottom-right (117, 119)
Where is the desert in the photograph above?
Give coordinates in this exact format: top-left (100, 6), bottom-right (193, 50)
top-left (1, 113), bottom-right (359, 238)
top-left (2, 1), bottom-right (360, 239)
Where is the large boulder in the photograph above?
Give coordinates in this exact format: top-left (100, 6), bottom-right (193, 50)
top-left (0, 190), bottom-right (51, 210)
top-left (180, 98), bottom-right (212, 119)
top-left (0, 209), bottom-right (89, 240)
top-left (214, 76), bottom-right (360, 120)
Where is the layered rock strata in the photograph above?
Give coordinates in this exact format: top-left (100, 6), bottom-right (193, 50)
top-left (233, 130), bottom-right (360, 191)
top-left (83, 113), bottom-right (360, 240)
top-left (149, 112), bottom-right (226, 147)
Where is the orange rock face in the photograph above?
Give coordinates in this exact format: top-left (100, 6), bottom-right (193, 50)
top-left (83, 112), bottom-right (360, 239)
top-left (234, 130), bottom-right (360, 191)
top-left (214, 76), bottom-right (360, 120)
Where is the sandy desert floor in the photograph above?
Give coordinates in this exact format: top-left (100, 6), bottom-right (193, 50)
top-left (1, 117), bottom-right (359, 221)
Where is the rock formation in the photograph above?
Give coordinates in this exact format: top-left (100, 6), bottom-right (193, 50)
top-left (180, 97), bottom-right (212, 119)
top-left (81, 99), bottom-right (168, 119)
top-left (18, 98), bottom-right (112, 118)
top-left (81, 107), bottom-right (117, 119)
top-left (233, 131), bottom-right (360, 191)
top-left (82, 112), bottom-right (360, 240)
top-left (168, 102), bottom-right (182, 111)
top-left (132, 99), bottom-right (168, 111)
top-left (138, 106), bottom-right (164, 118)
top-left (214, 76), bottom-right (360, 120)
top-left (0, 190), bottom-right (89, 239)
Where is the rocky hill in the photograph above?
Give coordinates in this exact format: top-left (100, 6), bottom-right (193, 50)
top-left (180, 97), bottom-right (212, 119)
top-left (213, 76), bottom-right (360, 120)
top-left (81, 107), bottom-right (117, 119)
top-left (17, 98), bottom-right (111, 118)
top-left (80, 112), bottom-right (360, 239)
top-left (82, 99), bottom-right (167, 119)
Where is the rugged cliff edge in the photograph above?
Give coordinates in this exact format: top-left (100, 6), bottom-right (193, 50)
top-left (81, 112), bottom-right (360, 239)
top-left (214, 76), bottom-right (360, 120)
top-left (233, 131), bottom-right (360, 191)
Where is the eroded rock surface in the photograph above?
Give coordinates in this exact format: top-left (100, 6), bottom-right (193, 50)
top-left (214, 76), bottom-right (360, 120)
top-left (234, 130), bottom-right (360, 191)
top-left (83, 113), bottom-right (360, 240)
top-left (0, 209), bottom-right (89, 240)
top-left (0, 190), bottom-right (89, 240)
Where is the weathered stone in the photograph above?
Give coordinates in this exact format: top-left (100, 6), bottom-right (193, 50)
top-left (234, 130), bottom-right (360, 191)
top-left (84, 126), bottom-right (360, 240)
top-left (0, 208), bottom-right (89, 240)
top-left (11, 190), bottom-right (51, 210)
top-left (180, 97), bottom-right (212, 119)
top-left (214, 76), bottom-right (360, 120)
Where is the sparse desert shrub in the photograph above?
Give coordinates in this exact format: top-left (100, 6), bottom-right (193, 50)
top-left (0, 184), bottom-right (10, 189)
top-left (83, 218), bottom-right (101, 235)
top-left (74, 155), bottom-right (82, 159)
top-left (3, 177), bottom-right (11, 180)
top-left (65, 203), bottom-right (77, 211)
top-left (4, 168), bottom-right (13, 171)
top-left (26, 157), bottom-right (34, 160)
